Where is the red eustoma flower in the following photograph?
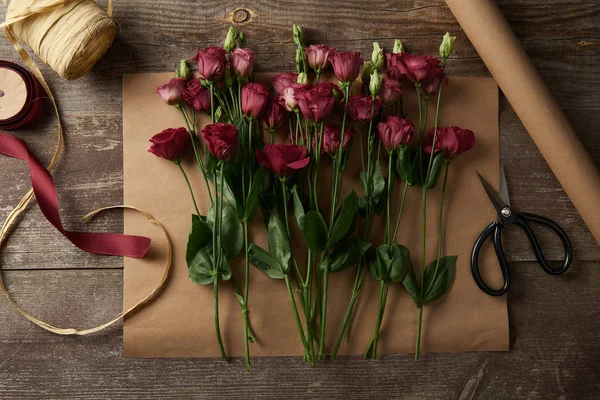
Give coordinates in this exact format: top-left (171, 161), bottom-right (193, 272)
top-left (183, 78), bottom-right (211, 113)
top-left (378, 77), bottom-right (403, 105)
top-left (306, 44), bottom-right (336, 73)
top-left (347, 95), bottom-right (382, 122)
top-left (321, 124), bottom-right (355, 155)
top-left (422, 70), bottom-right (447, 97)
top-left (156, 78), bottom-right (185, 106)
top-left (191, 47), bottom-right (228, 81)
top-left (294, 83), bottom-right (336, 123)
top-left (255, 144), bottom-right (310, 178)
top-left (148, 127), bottom-right (190, 161)
top-left (386, 53), bottom-right (442, 85)
top-left (376, 116), bottom-right (414, 152)
top-left (271, 72), bottom-right (299, 95)
top-left (425, 126), bottom-right (475, 159)
top-left (230, 48), bottom-right (255, 79)
top-left (330, 51), bottom-right (364, 83)
top-left (201, 122), bottom-right (239, 161)
top-left (262, 99), bottom-right (285, 131)
top-left (242, 83), bottom-right (270, 118)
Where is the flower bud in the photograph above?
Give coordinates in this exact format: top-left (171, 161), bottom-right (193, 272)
top-left (369, 70), bottom-right (382, 97)
top-left (297, 72), bottom-right (308, 84)
top-left (214, 105), bottom-right (224, 122)
top-left (293, 24), bottom-right (304, 47)
top-left (372, 42), bottom-right (384, 71)
top-left (295, 46), bottom-right (307, 73)
top-left (175, 59), bottom-right (192, 80)
top-left (393, 39), bottom-right (404, 54)
top-left (439, 32), bottom-right (456, 60)
top-left (237, 31), bottom-right (245, 46)
top-left (361, 61), bottom-right (374, 87)
top-left (224, 26), bottom-right (237, 52)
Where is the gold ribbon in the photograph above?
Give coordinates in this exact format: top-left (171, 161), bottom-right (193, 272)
top-left (0, 1), bottom-right (172, 335)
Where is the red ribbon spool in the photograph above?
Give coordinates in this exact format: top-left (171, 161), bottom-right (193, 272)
top-left (0, 60), bottom-right (45, 130)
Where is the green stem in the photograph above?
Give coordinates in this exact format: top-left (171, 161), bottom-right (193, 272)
top-left (285, 275), bottom-right (310, 358)
top-left (242, 220), bottom-right (251, 371)
top-left (175, 160), bottom-right (200, 216)
top-left (318, 259), bottom-right (329, 359)
top-left (214, 278), bottom-right (227, 360)
top-left (416, 185), bottom-right (427, 361)
top-left (209, 82), bottom-right (215, 123)
top-left (368, 281), bottom-right (388, 359)
top-left (386, 152), bottom-right (393, 246)
top-left (425, 81), bottom-right (445, 182)
top-left (415, 306), bottom-right (423, 360)
top-left (313, 123), bottom-right (323, 209)
top-left (392, 183), bottom-right (409, 244)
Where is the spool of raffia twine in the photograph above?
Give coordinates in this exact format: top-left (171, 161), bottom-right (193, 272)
top-left (0, 1), bottom-right (172, 335)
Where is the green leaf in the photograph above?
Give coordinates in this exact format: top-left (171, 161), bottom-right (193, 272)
top-left (188, 249), bottom-right (214, 285)
top-left (422, 255), bottom-right (457, 305)
top-left (186, 219), bottom-right (213, 266)
top-left (267, 207), bottom-right (292, 275)
top-left (327, 190), bottom-right (358, 248)
top-left (423, 152), bottom-right (444, 190)
top-left (371, 160), bottom-right (386, 201)
top-left (402, 267), bottom-right (421, 307)
top-left (291, 185), bottom-right (306, 230)
top-left (220, 258), bottom-right (232, 281)
top-left (326, 239), bottom-right (371, 273)
top-left (396, 145), bottom-right (413, 185)
top-left (244, 166), bottom-right (268, 221)
top-left (301, 210), bottom-right (328, 253)
top-left (248, 243), bottom-right (285, 279)
top-left (207, 202), bottom-right (244, 259)
top-left (368, 244), bottom-right (393, 282)
top-left (388, 244), bottom-right (412, 284)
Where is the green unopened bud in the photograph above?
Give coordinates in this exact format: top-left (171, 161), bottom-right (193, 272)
top-left (224, 26), bottom-right (237, 52)
top-left (295, 46), bottom-right (306, 73)
top-left (215, 106), bottom-right (224, 122)
top-left (175, 59), bottom-right (191, 80)
top-left (439, 32), bottom-right (456, 60)
top-left (393, 39), bottom-right (404, 54)
top-left (369, 70), bottom-right (382, 97)
top-left (297, 72), bottom-right (308, 84)
top-left (293, 24), bottom-right (304, 47)
top-left (372, 42), bottom-right (384, 71)
top-left (361, 61), bottom-right (374, 86)
top-left (237, 31), bottom-right (245, 46)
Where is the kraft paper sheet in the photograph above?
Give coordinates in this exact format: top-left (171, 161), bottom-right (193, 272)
top-left (122, 72), bottom-right (507, 357)
top-left (444, 0), bottom-right (600, 244)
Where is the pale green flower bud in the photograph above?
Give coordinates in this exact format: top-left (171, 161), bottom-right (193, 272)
top-left (293, 24), bottom-right (304, 47)
top-left (224, 26), bottom-right (237, 52)
top-left (372, 42), bottom-right (384, 71)
top-left (393, 39), bottom-right (404, 54)
top-left (295, 46), bottom-right (306, 73)
top-left (439, 32), bottom-right (456, 60)
top-left (361, 61), bottom-right (374, 86)
top-left (369, 70), bottom-right (382, 97)
top-left (215, 106), bottom-right (224, 122)
top-left (297, 72), bottom-right (308, 84)
top-left (237, 31), bottom-right (245, 46)
top-left (175, 59), bottom-right (191, 80)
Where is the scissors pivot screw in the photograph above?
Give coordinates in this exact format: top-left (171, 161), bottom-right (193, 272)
top-left (501, 207), bottom-right (511, 217)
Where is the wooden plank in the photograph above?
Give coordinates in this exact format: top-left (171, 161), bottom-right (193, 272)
top-left (0, 261), bottom-right (598, 398)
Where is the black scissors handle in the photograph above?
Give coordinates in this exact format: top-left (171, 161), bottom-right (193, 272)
top-left (516, 212), bottom-right (572, 275)
top-left (471, 212), bottom-right (573, 297)
top-left (471, 222), bottom-right (511, 296)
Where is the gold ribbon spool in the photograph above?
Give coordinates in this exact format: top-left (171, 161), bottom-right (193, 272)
top-left (0, 1), bottom-right (173, 335)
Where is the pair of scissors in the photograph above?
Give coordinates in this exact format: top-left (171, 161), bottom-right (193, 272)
top-left (470, 166), bottom-right (573, 296)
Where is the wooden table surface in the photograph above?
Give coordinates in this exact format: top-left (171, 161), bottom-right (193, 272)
top-left (1, 1), bottom-right (599, 398)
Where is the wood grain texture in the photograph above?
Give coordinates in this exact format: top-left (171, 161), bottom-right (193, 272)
top-left (0, 0), bottom-right (599, 398)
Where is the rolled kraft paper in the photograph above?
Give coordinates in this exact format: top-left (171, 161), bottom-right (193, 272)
top-left (0, 60), bottom-right (45, 130)
top-left (444, 0), bottom-right (600, 244)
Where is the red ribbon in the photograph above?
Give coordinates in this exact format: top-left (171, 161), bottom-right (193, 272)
top-left (0, 132), bottom-right (151, 258)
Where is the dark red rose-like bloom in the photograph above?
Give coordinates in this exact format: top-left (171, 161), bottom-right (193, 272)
top-left (347, 95), bottom-right (382, 122)
top-left (330, 51), bottom-right (364, 83)
top-left (422, 70), bottom-right (447, 97)
top-left (255, 144), bottom-right (310, 178)
top-left (191, 47), bottom-right (228, 81)
top-left (242, 83), bottom-right (270, 118)
top-left (201, 122), bottom-right (239, 161)
top-left (306, 44), bottom-right (336, 73)
top-left (271, 72), bottom-right (299, 95)
top-left (262, 99), bottom-right (285, 131)
top-left (425, 126), bottom-right (475, 159)
top-left (294, 83), bottom-right (336, 123)
top-left (182, 78), bottom-right (211, 113)
top-left (156, 78), bottom-right (185, 105)
top-left (321, 124), bottom-right (355, 155)
top-left (386, 53), bottom-right (442, 85)
top-left (230, 48), bottom-right (255, 79)
top-left (377, 116), bottom-right (414, 152)
top-left (378, 77), bottom-right (403, 104)
top-left (148, 127), bottom-right (190, 161)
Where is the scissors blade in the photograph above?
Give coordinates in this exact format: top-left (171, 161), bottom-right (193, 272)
top-left (476, 171), bottom-right (509, 217)
top-left (499, 164), bottom-right (511, 207)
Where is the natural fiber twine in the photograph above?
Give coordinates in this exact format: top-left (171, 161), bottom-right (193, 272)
top-left (0, 1), bottom-right (173, 335)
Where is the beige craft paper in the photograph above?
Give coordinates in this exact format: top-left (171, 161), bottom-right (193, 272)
top-left (444, 0), bottom-right (600, 244)
top-left (122, 72), bottom-right (506, 357)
